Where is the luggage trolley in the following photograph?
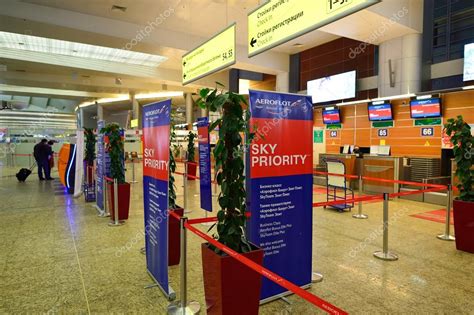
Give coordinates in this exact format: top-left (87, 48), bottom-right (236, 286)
top-left (325, 159), bottom-right (354, 212)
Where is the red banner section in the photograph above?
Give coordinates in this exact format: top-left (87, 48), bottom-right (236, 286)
top-left (143, 125), bottom-right (170, 181)
top-left (251, 118), bottom-right (313, 179)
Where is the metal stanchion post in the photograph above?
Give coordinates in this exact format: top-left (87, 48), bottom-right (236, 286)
top-left (130, 159), bottom-right (138, 184)
top-left (437, 184), bottom-right (455, 241)
top-left (373, 193), bottom-right (398, 261)
top-left (109, 178), bottom-right (124, 226)
top-left (168, 217), bottom-right (200, 315)
top-left (184, 162), bottom-right (192, 214)
top-left (353, 175), bottom-right (368, 219)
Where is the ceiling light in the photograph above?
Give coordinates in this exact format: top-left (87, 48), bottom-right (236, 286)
top-left (371, 93), bottom-right (415, 102)
top-left (0, 31), bottom-right (167, 67)
top-left (135, 91), bottom-right (184, 100)
top-left (336, 99), bottom-right (371, 106)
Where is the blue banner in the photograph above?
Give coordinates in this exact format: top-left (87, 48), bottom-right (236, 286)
top-left (96, 120), bottom-right (105, 210)
top-left (247, 90), bottom-right (313, 301)
top-left (197, 117), bottom-right (212, 212)
top-left (142, 100), bottom-right (171, 295)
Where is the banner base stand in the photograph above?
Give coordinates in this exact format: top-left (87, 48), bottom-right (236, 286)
top-left (146, 271), bottom-right (176, 301)
top-left (259, 283), bottom-right (311, 305)
top-left (167, 301), bottom-right (200, 315)
top-left (311, 272), bottom-right (324, 283)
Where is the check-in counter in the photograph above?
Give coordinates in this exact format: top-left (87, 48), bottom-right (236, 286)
top-left (362, 155), bottom-right (403, 194)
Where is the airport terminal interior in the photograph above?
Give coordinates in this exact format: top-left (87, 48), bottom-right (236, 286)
top-left (1, 0), bottom-right (474, 314)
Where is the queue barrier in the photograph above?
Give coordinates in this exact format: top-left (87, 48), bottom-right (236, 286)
top-left (312, 171), bottom-right (455, 256)
top-left (168, 209), bottom-right (348, 315)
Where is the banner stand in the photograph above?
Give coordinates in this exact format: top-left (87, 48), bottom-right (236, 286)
top-left (108, 178), bottom-right (125, 226)
top-left (98, 176), bottom-right (110, 217)
top-left (167, 216), bottom-right (200, 314)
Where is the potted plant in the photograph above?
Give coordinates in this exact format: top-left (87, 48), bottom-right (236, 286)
top-left (100, 123), bottom-right (130, 221)
top-left (444, 115), bottom-right (474, 253)
top-left (197, 84), bottom-right (263, 315)
top-left (168, 125), bottom-right (184, 266)
top-left (185, 131), bottom-right (197, 180)
top-left (84, 127), bottom-right (96, 185)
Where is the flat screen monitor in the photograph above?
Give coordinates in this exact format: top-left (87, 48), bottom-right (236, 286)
top-left (368, 101), bottom-right (393, 121)
top-left (307, 70), bottom-right (356, 104)
top-left (464, 42), bottom-right (474, 82)
top-left (322, 108), bottom-right (341, 124)
top-left (410, 98), bottom-right (442, 119)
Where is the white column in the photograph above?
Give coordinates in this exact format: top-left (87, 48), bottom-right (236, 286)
top-left (97, 103), bottom-right (104, 121)
top-left (276, 72), bottom-right (289, 92)
top-left (378, 33), bottom-right (422, 97)
top-left (401, 33), bottom-right (422, 94)
top-left (131, 93), bottom-right (140, 128)
top-left (185, 92), bottom-right (194, 125)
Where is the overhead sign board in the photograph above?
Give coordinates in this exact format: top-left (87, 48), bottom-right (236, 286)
top-left (182, 23), bottom-right (236, 85)
top-left (248, 0), bottom-right (380, 57)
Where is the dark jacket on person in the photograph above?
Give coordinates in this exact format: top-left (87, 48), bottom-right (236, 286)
top-left (33, 142), bottom-right (52, 161)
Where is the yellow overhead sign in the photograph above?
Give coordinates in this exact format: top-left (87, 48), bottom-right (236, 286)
top-left (248, 0), bottom-right (380, 57)
top-left (130, 119), bottom-right (138, 128)
top-left (182, 23), bottom-right (236, 85)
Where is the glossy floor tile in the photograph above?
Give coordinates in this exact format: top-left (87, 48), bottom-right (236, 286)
top-left (0, 164), bottom-right (473, 314)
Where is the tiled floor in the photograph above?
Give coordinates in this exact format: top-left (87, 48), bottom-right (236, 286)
top-left (0, 164), bottom-right (473, 314)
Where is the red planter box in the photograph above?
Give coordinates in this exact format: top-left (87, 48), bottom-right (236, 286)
top-left (107, 182), bottom-right (131, 221)
top-left (168, 207), bottom-right (184, 266)
top-left (201, 243), bottom-right (263, 315)
top-left (187, 162), bottom-right (197, 180)
top-left (453, 199), bottom-right (474, 253)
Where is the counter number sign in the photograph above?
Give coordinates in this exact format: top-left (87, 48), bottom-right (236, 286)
top-left (330, 130), bottom-right (338, 138)
top-left (421, 127), bottom-right (434, 137)
top-left (378, 129), bottom-right (388, 137)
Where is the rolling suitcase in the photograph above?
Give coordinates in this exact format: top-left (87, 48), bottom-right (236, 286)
top-left (16, 162), bottom-right (36, 182)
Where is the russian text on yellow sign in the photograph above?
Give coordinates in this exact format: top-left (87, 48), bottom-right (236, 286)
top-left (182, 24), bottom-right (236, 85)
top-left (248, 0), bottom-right (379, 57)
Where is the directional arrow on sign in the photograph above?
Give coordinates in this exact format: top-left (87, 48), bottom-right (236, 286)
top-left (250, 37), bottom-right (257, 47)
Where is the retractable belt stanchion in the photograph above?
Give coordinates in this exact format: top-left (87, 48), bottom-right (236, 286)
top-left (183, 161), bottom-right (192, 214)
top-left (373, 193), bottom-right (398, 261)
top-left (168, 216), bottom-right (200, 315)
top-left (437, 184), bottom-right (455, 241)
top-left (353, 175), bottom-right (368, 219)
top-left (130, 159), bottom-right (138, 184)
top-left (108, 178), bottom-right (124, 226)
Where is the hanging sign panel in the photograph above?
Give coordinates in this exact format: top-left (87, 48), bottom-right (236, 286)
top-left (197, 117), bottom-right (213, 212)
top-left (248, 0), bottom-right (380, 57)
top-left (182, 23), bottom-right (236, 85)
top-left (142, 100), bottom-right (171, 296)
top-left (247, 90), bottom-right (313, 302)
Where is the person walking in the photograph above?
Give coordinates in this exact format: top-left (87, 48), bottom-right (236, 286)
top-left (33, 139), bottom-right (54, 180)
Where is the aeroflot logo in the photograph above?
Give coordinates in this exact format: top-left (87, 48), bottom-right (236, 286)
top-left (254, 98), bottom-right (293, 107)
top-left (145, 105), bottom-right (167, 117)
